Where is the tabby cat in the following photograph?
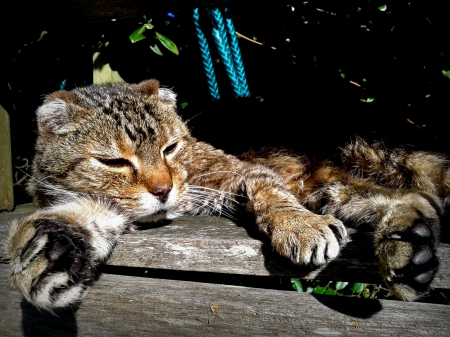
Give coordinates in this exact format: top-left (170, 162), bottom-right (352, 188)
top-left (5, 80), bottom-right (445, 310)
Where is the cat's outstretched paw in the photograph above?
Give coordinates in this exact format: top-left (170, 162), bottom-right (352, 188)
top-left (375, 193), bottom-right (441, 301)
top-left (7, 215), bottom-right (95, 310)
top-left (269, 212), bottom-right (347, 266)
top-left (5, 198), bottom-right (130, 310)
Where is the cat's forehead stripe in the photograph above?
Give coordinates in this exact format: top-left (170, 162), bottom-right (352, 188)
top-left (98, 97), bottom-right (158, 145)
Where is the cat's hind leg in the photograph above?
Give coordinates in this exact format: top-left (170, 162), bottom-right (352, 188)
top-left (4, 197), bottom-right (131, 310)
top-left (305, 181), bottom-right (441, 301)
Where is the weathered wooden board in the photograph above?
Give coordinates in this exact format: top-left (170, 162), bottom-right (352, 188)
top-left (0, 105), bottom-right (14, 211)
top-left (0, 264), bottom-right (449, 337)
top-left (1, 204), bottom-right (449, 287)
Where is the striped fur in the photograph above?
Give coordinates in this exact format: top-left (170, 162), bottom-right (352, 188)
top-left (5, 80), bottom-right (447, 309)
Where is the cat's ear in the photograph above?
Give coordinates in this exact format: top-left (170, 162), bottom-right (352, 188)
top-left (36, 91), bottom-right (81, 135)
top-left (137, 79), bottom-right (177, 109)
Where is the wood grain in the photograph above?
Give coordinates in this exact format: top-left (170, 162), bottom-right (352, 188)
top-left (1, 264), bottom-right (449, 337)
top-left (1, 205), bottom-right (449, 287)
top-left (0, 105), bottom-right (14, 211)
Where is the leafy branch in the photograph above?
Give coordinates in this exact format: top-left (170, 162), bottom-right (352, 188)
top-left (291, 279), bottom-right (395, 299)
top-left (129, 16), bottom-right (179, 56)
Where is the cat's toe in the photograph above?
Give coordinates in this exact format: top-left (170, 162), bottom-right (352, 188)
top-left (8, 216), bottom-right (95, 310)
top-left (270, 213), bottom-right (347, 267)
top-left (377, 219), bottom-right (439, 301)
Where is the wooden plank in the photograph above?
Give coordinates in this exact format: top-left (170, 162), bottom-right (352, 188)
top-left (0, 105), bottom-right (14, 211)
top-left (0, 264), bottom-right (449, 337)
top-left (1, 205), bottom-right (449, 287)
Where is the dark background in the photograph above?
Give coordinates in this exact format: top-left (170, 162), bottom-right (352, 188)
top-left (1, 1), bottom-right (449, 205)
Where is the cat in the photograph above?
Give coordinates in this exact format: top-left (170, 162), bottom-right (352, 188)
top-left (4, 79), bottom-right (444, 310)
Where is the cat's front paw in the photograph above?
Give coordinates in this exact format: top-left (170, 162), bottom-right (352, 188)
top-left (6, 214), bottom-right (96, 310)
top-left (375, 193), bottom-right (441, 301)
top-left (5, 198), bottom-right (130, 310)
top-left (268, 212), bottom-right (347, 266)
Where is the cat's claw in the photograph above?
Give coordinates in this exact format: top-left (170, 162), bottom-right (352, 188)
top-left (5, 198), bottom-right (130, 310)
top-left (375, 195), bottom-right (440, 301)
top-left (7, 215), bottom-right (95, 310)
top-left (269, 213), bottom-right (347, 266)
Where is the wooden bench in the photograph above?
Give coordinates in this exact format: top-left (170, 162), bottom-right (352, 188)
top-left (1, 2), bottom-right (449, 335)
top-left (1, 204), bottom-right (449, 336)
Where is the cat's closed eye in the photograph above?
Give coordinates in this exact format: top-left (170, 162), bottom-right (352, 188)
top-left (96, 158), bottom-right (136, 173)
top-left (163, 143), bottom-right (178, 156)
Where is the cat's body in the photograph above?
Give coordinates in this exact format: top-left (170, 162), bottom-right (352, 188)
top-left (5, 80), bottom-right (445, 310)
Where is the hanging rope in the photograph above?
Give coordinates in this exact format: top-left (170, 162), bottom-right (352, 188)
top-left (223, 8), bottom-right (250, 97)
top-left (207, 8), bottom-right (242, 97)
top-left (193, 7), bottom-right (250, 100)
top-left (193, 8), bottom-right (221, 100)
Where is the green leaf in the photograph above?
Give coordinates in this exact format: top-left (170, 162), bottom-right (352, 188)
top-left (340, 73), bottom-right (346, 78)
top-left (335, 282), bottom-right (349, 291)
top-left (129, 26), bottom-right (147, 43)
top-left (291, 278), bottom-right (304, 292)
top-left (306, 287), bottom-right (314, 294)
top-left (351, 283), bottom-right (367, 294)
top-left (360, 98), bottom-right (375, 103)
top-left (378, 4), bottom-right (387, 11)
top-left (180, 102), bottom-right (189, 109)
top-left (362, 78), bottom-right (367, 82)
top-left (313, 286), bottom-right (327, 295)
top-left (325, 288), bottom-right (336, 296)
top-left (150, 44), bottom-right (164, 56)
top-left (155, 31), bottom-right (179, 55)
top-left (442, 70), bottom-right (450, 78)
top-left (385, 292), bottom-right (394, 298)
top-left (145, 18), bottom-right (154, 30)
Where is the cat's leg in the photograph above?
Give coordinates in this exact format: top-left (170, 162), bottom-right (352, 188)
top-left (341, 138), bottom-right (450, 201)
top-left (304, 180), bottom-right (441, 301)
top-left (186, 156), bottom-right (348, 267)
top-left (4, 197), bottom-right (131, 310)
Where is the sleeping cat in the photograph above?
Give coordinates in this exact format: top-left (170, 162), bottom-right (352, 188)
top-left (5, 80), bottom-right (444, 310)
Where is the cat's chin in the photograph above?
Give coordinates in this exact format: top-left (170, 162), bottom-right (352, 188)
top-left (135, 187), bottom-right (180, 218)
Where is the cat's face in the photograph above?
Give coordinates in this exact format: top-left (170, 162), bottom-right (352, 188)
top-left (30, 80), bottom-right (194, 219)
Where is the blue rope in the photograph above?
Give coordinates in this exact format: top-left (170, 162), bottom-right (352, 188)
top-left (223, 8), bottom-right (250, 97)
top-left (193, 7), bottom-right (250, 99)
top-left (207, 8), bottom-right (241, 97)
top-left (193, 8), bottom-right (221, 101)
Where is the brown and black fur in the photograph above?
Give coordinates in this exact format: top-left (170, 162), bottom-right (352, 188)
top-left (4, 80), bottom-right (446, 309)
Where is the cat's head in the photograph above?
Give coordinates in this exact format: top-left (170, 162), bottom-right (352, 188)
top-left (29, 80), bottom-right (195, 219)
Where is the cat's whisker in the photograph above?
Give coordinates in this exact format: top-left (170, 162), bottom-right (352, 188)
top-left (186, 189), bottom-right (240, 205)
top-left (191, 171), bottom-right (248, 186)
top-left (180, 191), bottom-right (237, 218)
top-left (187, 184), bottom-right (242, 198)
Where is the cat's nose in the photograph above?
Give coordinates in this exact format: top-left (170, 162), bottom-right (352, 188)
top-left (149, 182), bottom-right (173, 203)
